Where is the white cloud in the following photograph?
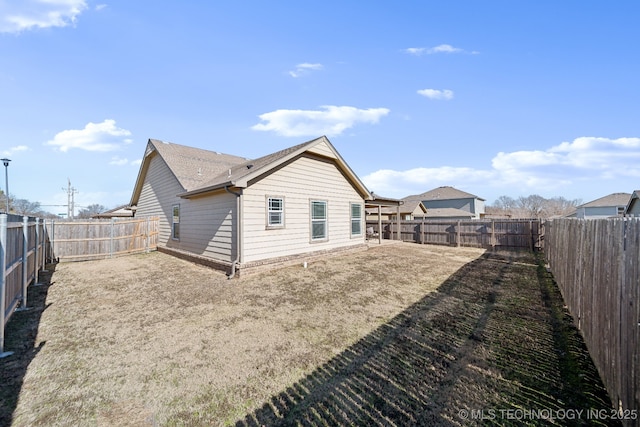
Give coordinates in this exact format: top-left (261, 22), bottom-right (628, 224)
top-left (1, 145), bottom-right (29, 157)
top-left (417, 89), bottom-right (454, 100)
top-left (46, 119), bottom-right (133, 152)
top-left (95, 4), bottom-right (107, 11)
top-left (289, 63), bottom-right (323, 78)
top-left (0, 0), bottom-right (88, 33)
top-left (251, 105), bottom-right (390, 137)
top-left (362, 136), bottom-right (640, 198)
top-left (109, 156), bottom-right (129, 166)
top-left (404, 44), bottom-right (471, 56)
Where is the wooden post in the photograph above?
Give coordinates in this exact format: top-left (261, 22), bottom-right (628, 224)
top-left (377, 206), bottom-right (382, 244)
top-left (0, 214), bottom-right (12, 357)
top-left (18, 216), bottom-right (29, 310)
top-left (457, 220), bottom-right (461, 247)
top-left (422, 217), bottom-right (425, 245)
top-left (110, 218), bottom-right (115, 258)
top-left (396, 205), bottom-right (401, 241)
top-left (491, 219), bottom-right (495, 250)
top-left (145, 217), bottom-right (150, 253)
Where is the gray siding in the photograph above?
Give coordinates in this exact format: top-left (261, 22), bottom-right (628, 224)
top-left (135, 152), bottom-right (183, 245)
top-left (627, 200), bottom-right (640, 217)
top-left (241, 155), bottom-right (365, 263)
top-left (577, 206), bottom-right (620, 219)
top-left (423, 198), bottom-right (472, 212)
top-left (135, 152), bottom-right (236, 262)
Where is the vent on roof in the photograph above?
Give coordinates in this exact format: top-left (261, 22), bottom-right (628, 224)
top-left (197, 168), bottom-right (202, 176)
top-left (247, 164), bottom-right (253, 170)
top-left (227, 168), bottom-right (232, 178)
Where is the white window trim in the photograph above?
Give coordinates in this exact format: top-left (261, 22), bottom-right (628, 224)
top-left (266, 196), bottom-right (285, 229)
top-left (171, 204), bottom-right (180, 240)
top-left (310, 199), bottom-right (328, 242)
top-left (350, 202), bottom-right (363, 237)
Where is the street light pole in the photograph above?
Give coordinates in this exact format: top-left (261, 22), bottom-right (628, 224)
top-left (0, 158), bottom-right (10, 214)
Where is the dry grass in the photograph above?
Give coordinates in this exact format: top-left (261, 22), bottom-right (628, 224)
top-left (0, 243), bottom-right (615, 426)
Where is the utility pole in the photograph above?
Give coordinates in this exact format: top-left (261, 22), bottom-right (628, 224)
top-left (64, 179), bottom-right (79, 220)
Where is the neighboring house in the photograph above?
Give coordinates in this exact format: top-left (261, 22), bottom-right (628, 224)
top-left (365, 196), bottom-right (427, 220)
top-left (409, 186), bottom-right (485, 219)
top-left (572, 193), bottom-right (630, 219)
top-left (129, 136), bottom-right (384, 276)
top-left (624, 190), bottom-right (640, 217)
top-left (91, 205), bottom-right (135, 219)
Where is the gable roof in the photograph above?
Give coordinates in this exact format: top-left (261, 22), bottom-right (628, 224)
top-left (410, 186), bottom-right (485, 201)
top-left (130, 139), bottom-right (249, 206)
top-left (178, 136), bottom-right (372, 199)
top-left (578, 192), bottom-right (631, 208)
top-left (624, 190), bottom-right (640, 214)
top-left (130, 136), bottom-right (372, 205)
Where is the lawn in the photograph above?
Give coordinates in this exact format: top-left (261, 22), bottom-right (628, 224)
top-left (0, 243), bottom-right (615, 426)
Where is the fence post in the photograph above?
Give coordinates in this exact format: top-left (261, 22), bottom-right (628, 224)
top-left (17, 216), bottom-right (29, 311)
top-left (50, 220), bottom-right (55, 264)
top-left (145, 217), bottom-right (150, 253)
top-left (457, 220), bottom-right (461, 248)
top-left (491, 220), bottom-right (496, 250)
top-left (0, 214), bottom-right (12, 357)
top-left (33, 218), bottom-right (39, 285)
top-left (110, 218), bottom-right (115, 258)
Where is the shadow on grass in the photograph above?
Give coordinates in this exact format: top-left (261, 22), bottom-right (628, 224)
top-left (236, 251), bottom-right (616, 426)
top-left (0, 263), bottom-right (56, 427)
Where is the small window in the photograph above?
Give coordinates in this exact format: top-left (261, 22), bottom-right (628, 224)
top-left (311, 200), bottom-right (327, 241)
top-left (172, 204), bottom-right (180, 240)
top-left (267, 197), bottom-right (284, 227)
top-left (351, 203), bottom-right (362, 236)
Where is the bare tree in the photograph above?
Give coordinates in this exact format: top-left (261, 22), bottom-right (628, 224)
top-left (545, 196), bottom-right (582, 217)
top-left (77, 204), bottom-right (107, 219)
top-left (12, 198), bottom-right (42, 216)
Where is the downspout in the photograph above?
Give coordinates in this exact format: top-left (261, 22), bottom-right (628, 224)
top-left (225, 185), bottom-right (241, 279)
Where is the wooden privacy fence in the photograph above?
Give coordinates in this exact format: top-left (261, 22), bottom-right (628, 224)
top-left (1, 214), bottom-right (47, 356)
top-left (366, 219), bottom-right (543, 250)
top-left (546, 218), bottom-right (639, 425)
top-left (48, 217), bottom-right (159, 262)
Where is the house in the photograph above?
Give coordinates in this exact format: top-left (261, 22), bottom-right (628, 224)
top-left (129, 136), bottom-right (396, 276)
top-left (571, 193), bottom-right (630, 219)
top-left (623, 190), bottom-right (640, 217)
top-left (409, 186), bottom-right (485, 219)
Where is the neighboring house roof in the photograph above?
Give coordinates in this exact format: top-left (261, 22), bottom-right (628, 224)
top-left (410, 186), bottom-right (485, 201)
top-left (401, 196), bottom-right (428, 212)
top-left (130, 136), bottom-right (373, 206)
top-left (578, 192), bottom-right (631, 208)
top-left (424, 208), bottom-right (474, 219)
top-left (92, 205), bottom-right (134, 219)
top-left (624, 190), bottom-right (640, 214)
top-left (366, 196), bottom-right (425, 216)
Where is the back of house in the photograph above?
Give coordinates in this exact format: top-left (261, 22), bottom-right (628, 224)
top-left (129, 136), bottom-right (372, 275)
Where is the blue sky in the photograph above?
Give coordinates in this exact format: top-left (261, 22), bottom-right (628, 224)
top-left (1, 1), bottom-right (639, 215)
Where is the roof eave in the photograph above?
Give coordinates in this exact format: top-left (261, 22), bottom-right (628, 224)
top-left (178, 180), bottom-right (242, 198)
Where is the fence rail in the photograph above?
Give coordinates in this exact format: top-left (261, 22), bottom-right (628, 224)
top-left (366, 219), bottom-right (543, 250)
top-left (48, 217), bottom-right (159, 262)
top-left (1, 214), bottom-right (47, 356)
top-left (546, 218), bottom-right (639, 425)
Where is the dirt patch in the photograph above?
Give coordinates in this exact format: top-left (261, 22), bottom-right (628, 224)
top-left (0, 244), bottom-right (615, 426)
